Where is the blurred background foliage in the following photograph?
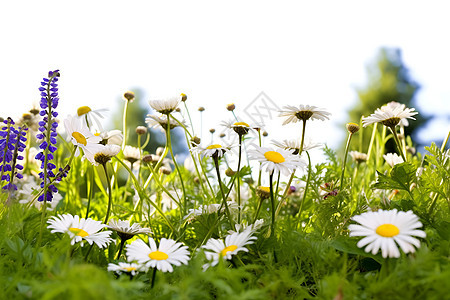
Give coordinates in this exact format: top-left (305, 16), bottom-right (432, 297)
top-left (346, 47), bottom-right (430, 153)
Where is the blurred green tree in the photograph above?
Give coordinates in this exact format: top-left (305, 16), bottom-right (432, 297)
top-left (348, 47), bottom-right (428, 153)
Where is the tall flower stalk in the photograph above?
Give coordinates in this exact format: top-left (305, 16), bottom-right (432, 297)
top-left (0, 118), bottom-right (27, 199)
top-left (339, 123), bottom-right (360, 191)
top-left (36, 69), bottom-right (60, 246)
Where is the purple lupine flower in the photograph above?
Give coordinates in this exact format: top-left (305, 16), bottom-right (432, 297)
top-left (0, 118), bottom-right (28, 192)
top-left (35, 69), bottom-right (61, 202)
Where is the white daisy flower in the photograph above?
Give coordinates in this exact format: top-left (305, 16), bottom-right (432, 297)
top-left (230, 219), bottom-right (265, 234)
top-left (123, 145), bottom-right (141, 165)
top-left (221, 119), bottom-right (258, 136)
top-left (349, 151), bottom-right (368, 164)
top-left (107, 262), bottom-right (147, 276)
top-left (191, 143), bottom-right (233, 159)
top-left (271, 137), bottom-right (322, 154)
top-left (349, 209), bottom-right (426, 258)
top-left (149, 96), bottom-right (182, 115)
top-left (47, 214), bottom-right (113, 248)
top-left (145, 114), bottom-right (185, 131)
top-left (383, 153), bottom-right (404, 167)
top-left (91, 144), bottom-right (121, 166)
top-left (126, 238), bottom-right (190, 273)
top-left (202, 229), bottom-right (257, 269)
top-left (96, 129), bottom-right (123, 146)
top-left (184, 201), bottom-right (239, 220)
top-left (107, 219), bottom-right (152, 241)
top-left (63, 115), bottom-right (102, 157)
top-left (362, 102), bottom-right (418, 128)
top-left (248, 146), bottom-right (307, 176)
top-left (279, 105), bottom-right (331, 125)
top-left (76, 105), bottom-right (108, 131)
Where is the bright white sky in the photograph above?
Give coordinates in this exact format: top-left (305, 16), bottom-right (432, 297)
top-left (2, 0), bottom-right (450, 164)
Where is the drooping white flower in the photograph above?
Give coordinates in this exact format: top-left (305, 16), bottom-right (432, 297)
top-left (106, 219), bottom-right (152, 241)
top-left (149, 96), bottom-right (182, 115)
top-left (47, 214), bottom-right (113, 248)
top-left (271, 137), bottom-right (322, 154)
top-left (145, 114), bottom-right (186, 131)
top-left (349, 151), bottom-right (368, 164)
top-left (248, 146), bottom-right (307, 176)
top-left (191, 143), bottom-right (233, 159)
top-left (96, 130), bottom-right (123, 146)
top-left (76, 105), bottom-right (108, 131)
top-left (126, 238), bottom-right (190, 273)
top-left (107, 262), bottom-right (147, 276)
top-left (91, 144), bottom-right (121, 166)
top-left (279, 105), bottom-right (331, 125)
top-left (383, 153), bottom-right (404, 167)
top-left (362, 102), bottom-right (418, 128)
top-left (349, 209), bottom-right (426, 258)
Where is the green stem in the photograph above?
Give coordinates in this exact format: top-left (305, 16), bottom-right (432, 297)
top-left (389, 126), bottom-right (407, 162)
top-left (116, 239), bottom-right (126, 260)
top-left (115, 157), bottom-right (175, 233)
top-left (85, 165), bottom-right (95, 219)
top-left (296, 151), bottom-right (312, 230)
top-left (102, 163), bottom-right (113, 224)
top-left (213, 156), bottom-right (233, 228)
top-left (166, 114), bottom-right (187, 216)
top-left (183, 102), bottom-right (195, 136)
top-left (122, 100), bottom-right (129, 150)
top-left (236, 134), bottom-right (243, 224)
top-left (269, 173), bottom-right (276, 237)
top-left (151, 268), bottom-right (157, 289)
top-left (339, 132), bottom-right (353, 191)
top-left (366, 123), bottom-right (377, 164)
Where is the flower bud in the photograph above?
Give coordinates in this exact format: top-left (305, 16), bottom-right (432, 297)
top-left (123, 91), bottom-right (135, 102)
top-left (156, 147), bottom-right (165, 156)
top-left (198, 106), bottom-right (205, 112)
top-left (180, 93), bottom-right (187, 102)
top-left (346, 122), bottom-right (360, 134)
top-left (135, 126), bottom-right (147, 135)
top-left (159, 166), bottom-right (172, 175)
top-left (226, 103), bottom-right (235, 111)
top-left (225, 168), bottom-right (236, 177)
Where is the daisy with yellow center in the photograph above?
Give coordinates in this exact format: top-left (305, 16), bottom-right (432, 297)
top-left (63, 115), bottom-right (102, 158)
top-left (248, 146), bottom-right (306, 176)
top-left (125, 238), bottom-right (190, 273)
top-left (47, 214), bottom-right (113, 248)
top-left (362, 102), bottom-right (418, 128)
top-left (348, 209), bottom-right (426, 258)
top-left (76, 105), bottom-right (108, 131)
top-left (279, 104), bottom-right (331, 125)
top-left (201, 229), bottom-right (257, 270)
top-left (192, 143), bottom-right (233, 159)
top-left (107, 262), bottom-right (147, 276)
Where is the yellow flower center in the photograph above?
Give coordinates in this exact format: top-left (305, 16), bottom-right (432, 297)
top-left (259, 186), bottom-right (270, 193)
top-left (69, 227), bottom-right (89, 237)
top-left (264, 151), bottom-right (285, 163)
top-left (376, 224), bottom-right (400, 237)
top-left (233, 122), bottom-right (250, 127)
top-left (72, 132), bottom-right (87, 146)
top-left (94, 132), bottom-right (101, 136)
top-left (221, 245), bottom-right (238, 256)
top-left (207, 144), bottom-right (223, 149)
top-left (124, 267), bottom-right (137, 272)
top-left (148, 250), bottom-right (169, 260)
top-left (77, 106), bottom-right (92, 116)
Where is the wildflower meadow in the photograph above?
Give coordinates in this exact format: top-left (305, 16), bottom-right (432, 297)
top-left (1, 70), bottom-right (449, 299)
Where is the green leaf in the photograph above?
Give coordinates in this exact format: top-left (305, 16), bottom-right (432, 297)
top-left (372, 162), bottom-right (416, 192)
top-left (331, 237), bottom-right (383, 264)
